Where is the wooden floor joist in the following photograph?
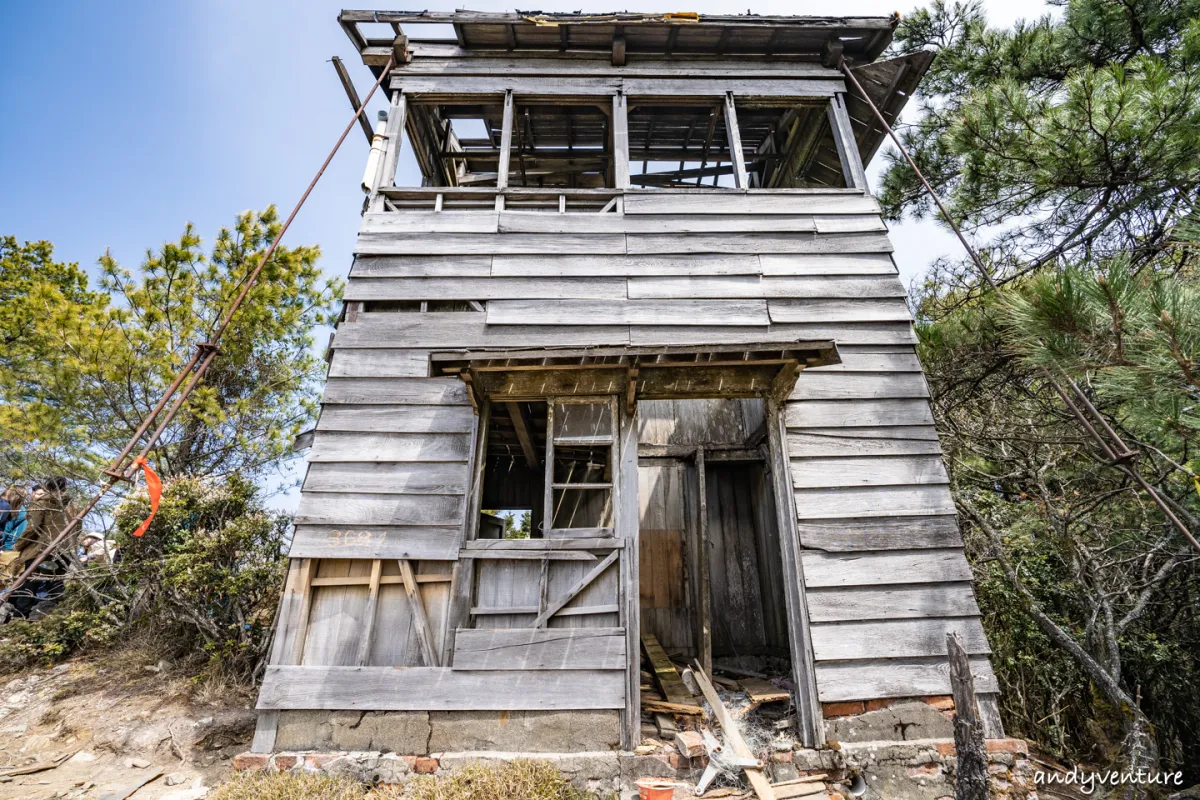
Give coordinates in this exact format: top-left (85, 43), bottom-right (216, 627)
top-left (640, 632), bottom-right (701, 712)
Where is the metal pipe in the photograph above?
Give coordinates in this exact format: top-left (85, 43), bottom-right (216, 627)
top-left (1, 56), bottom-right (397, 602)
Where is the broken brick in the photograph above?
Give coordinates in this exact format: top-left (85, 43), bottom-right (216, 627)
top-left (821, 701), bottom-right (865, 718)
top-left (232, 753), bottom-right (268, 772)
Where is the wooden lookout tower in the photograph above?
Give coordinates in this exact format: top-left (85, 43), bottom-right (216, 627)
top-left (252, 9), bottom-right (1003, 760)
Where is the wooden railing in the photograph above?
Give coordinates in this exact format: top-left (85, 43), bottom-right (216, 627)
top-left (377, 186), bottom-right (622, 213)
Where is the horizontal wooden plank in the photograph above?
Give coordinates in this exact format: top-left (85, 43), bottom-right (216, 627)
top-left (290, 525), bottom-right (462, 560)
top-left (786, 427), bottom-right (943, 458)
top-left (768, 298), bottom-right (911, 323)
top-left (396, 53), bottom-right (843, 79)
top-left (322, 378), bottom-right (469, 405)
top-left (397, 76), bottom-right (623, 95)
top-left (806, 348), bottom-right (922, 372)
top-left (491, 253), bottom-right (760, 277)
top-left (620, 77), bottom-right (844, 97)
top-left (461, 538), bottom-right (624, 551)
top-left (294, 492), bottom-right (466, 526)
top-left (351, 255), bottom-right (493, 277)
top-left (810, 617), bottom-right (990, 661)
top-left (813, 215), bottom-right (888, 233)
top-left (258, 666), bottom-right (624, 710)
top-left (498, 212), bottom-right (816, 235)
top-left (308, 433), bottom-right (472, 463)
top-left (794, 485), bottom-right (956, 519)
top-left (785, 399), bottom-right (935, 428)
top-left (344, 277), bottom-right (628, 301)
top-left (806, 584), bottom-right (980, 623)
top-left (361, 211), bottom-right (498, 234)
top-left (628, 322), bottom-right (915, 347)
top-left (316, 405), bottom-right (475, 434)
top-left (627, 232), bottom-right (893, 255)
top-left (815, 657), bottom-right (998, 702)
top-left (757, 254), bottom-right (896, 276)
top-left (486, 299), bottom-right (769, 327)
top-left (303, 462), bottom-right (470, 495)
top-left (328, 349), bottom-right (431, 378)
top-left (790, 455), bottom-right (948, 489)
top-left (790, 373), bottom-right (929, 401)
top-left (796, 516), bottom-right (963, 552)
top-left (334, 318), bottom-right (630, 349)
top-left (801, 548), bottom-right (973, 588)
top-left (452, 628), bottom-right (626, 670)
top-left (623, 192), bottom-right (880, 216)
top-left (626, 276), bottom-right (904, 300)
top-left (356, 232), bottom-right (627, 256)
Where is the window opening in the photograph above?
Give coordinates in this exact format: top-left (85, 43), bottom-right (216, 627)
top-left (362, 300), bottom-right (484, 313)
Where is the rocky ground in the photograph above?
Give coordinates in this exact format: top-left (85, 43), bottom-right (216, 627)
top-left (0, 657), bottom-right (253, 800)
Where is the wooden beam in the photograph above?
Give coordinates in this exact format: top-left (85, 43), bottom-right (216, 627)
top-left (616, 403), bottom-right (641, 751)
top-left (354, 559), bottom-right (384, 666)
top-left (827, 94), bottom-right (867, 189)
top-left (724, 93), bottom-right (749, 189)
top-left (612, 94), bottom-right (631, 189)
top-left (376, 90), bottom-right (407, 205)
top-left (331, 56), bottom-right (375, 144)
top-left (288, 559), bottom-right (316, 665)
top-left (399, 559), bottom-right (441, 667)
top-left (495, 90), bottom-right (514, 209)
top-left (505, 401), bottom-right (539, 469)
top-left (693, 664), bottom-right (776, 800)
top-left (531, 549), bottom-right (620, 627)
top-left (641, 632), bottom-right (700, 710)
top-left (696, 448), bottom-right (712, 676)
top-left (612, 27), bottom-right (626, 66)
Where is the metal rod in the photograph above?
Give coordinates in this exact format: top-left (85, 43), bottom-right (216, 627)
top-left (1, 56), bottom-right (397, 602)
top-left (838, 59), bottom-right (1199, 553)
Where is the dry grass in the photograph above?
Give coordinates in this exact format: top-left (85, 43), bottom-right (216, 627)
top-left (209, 772), bottom-right (373, 800)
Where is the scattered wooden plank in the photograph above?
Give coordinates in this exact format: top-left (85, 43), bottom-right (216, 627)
top-left (0, 750), bottom-right (76, 777)
top-left (772, 781), bottom-right (826, 798)
top-left (642, 699), bottom-right (704, 716)
top-left (692, 664), bottom-right (775, 800)
top-left (739, 677), bottom-right (790, 704)
top-left (98, 769), bottom-right (164, 800)
top-left (641, 633), bottom-right (701, 710)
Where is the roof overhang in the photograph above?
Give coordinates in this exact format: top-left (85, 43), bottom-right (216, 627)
top-left (431, 341), bottom-right (840, 410)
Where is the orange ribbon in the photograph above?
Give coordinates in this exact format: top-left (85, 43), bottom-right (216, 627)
top-left (131, 457), bottom-right (162, 537)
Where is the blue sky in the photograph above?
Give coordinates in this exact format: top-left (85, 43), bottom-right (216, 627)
top-left (0, 0), bottom-right (1051, 507)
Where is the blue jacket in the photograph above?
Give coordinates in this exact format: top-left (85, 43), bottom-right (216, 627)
top-left (2, 509), bottom-right (27, 551)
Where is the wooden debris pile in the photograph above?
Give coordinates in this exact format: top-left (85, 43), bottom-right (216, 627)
top-left (637, 634), bottom-right (837, 800)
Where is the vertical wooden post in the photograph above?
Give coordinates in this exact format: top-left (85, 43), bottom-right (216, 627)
top-left (544, 400), bottom-right (556, 533)
top-left (765, 398), bottom-right (824, 747)
top-left (496, 89), bottom-right (515, 211)
top-left (695, 447), bottom-right (713, 677)
top-left (723, 93), bottom-right (749, 189)
top-left (827, 94), bottom-right (867, 190)
top-left (612, 92), bottom-right (631, 190)
top-left (355, 559), bottom-right (384, 666)
top-left (252, 557), bottom-right (315, 753)
top-left (616, 403), bottom-right (641, 750)
top-left (444, 401), bottom-right (489, 663)
top-left (370, 90), bottom-right (407, 211)
top-left (400, 559), bottom-right (441, 667)
top-left (948, 632), bottom-right (989, 800)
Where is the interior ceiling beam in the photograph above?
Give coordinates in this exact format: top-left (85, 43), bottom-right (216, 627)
top-left (505, 402), bottom-right (539, 470)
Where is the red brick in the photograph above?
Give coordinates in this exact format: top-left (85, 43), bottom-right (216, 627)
top-left (822, 701), bottom-right (865, 718)
top-left (770, 751), bottom-right (794, 763)
top-left (922, 695), bottom-right (955, 711)
top-left (668, 752), bottom-right (690, 770)
top-left (273, 755), bottom-right (297, 771)
top-left (414, 756), bottom-right (439, 774)
top-left (232, 753), bottom-right (269, 772)
top-left (934, 742), bottom-right (956, 757)
top-left (864, 698), bottom-right (892, 712)
top-left (986, 738), bottom-right (1029, 755)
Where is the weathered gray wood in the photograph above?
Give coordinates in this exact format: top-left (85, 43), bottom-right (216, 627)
top-left (785, 399), bottom-right (935, 428)
top-left (613, 92), bottom-right (630, 189)
top-left (322, 377), bottom-right (469, 405)
top-left (397, 50), bottom-right (845, 79)
top-left (334, 317), bottom-right (631, 349)
top-left (786, 427), bottom-right (943, 458)
top-left (378, 90), bottom-right (407, 194)
top-left (948, 632), bottom-right (990, 800)
top-left (692, 665), bottom-right (778, 800)
top-left (724, 94), bottom-right (749, 189)
top-left (487, 299), bottom-right (769, 327)
top-left (806, 584), bottom-right (980, 622)
top-left (361, 211), bottom-right (499, 234)
top-left (794, 485), bottom-right (956, 519)
top-left (303, 462), bottom-right (468, 495)
top-left (811, 617), bottom-right (990, 662)
top-left (623, 76), bottom-right (843, 97)
top-left (696, 447), bottom-right (712, 676)
top-left (316, 405), bottom-right (475, 434)
top-left (814, 656), bottom-right (999, 702)
top-left (978, 693), bottom-right (1005, 739)
top-left (290, 526), bottom-right (461, 561)
top-left (795, 515), bottom-right (963, 552)
top-left (827, 94), bottom-right (868, 189)
top-left (626, 232), bottom-right (893, 255)
top-left (801, 548), bottom-right (974, 588)
top-left (460, 550), bottom-right (597, 561)
top-left (629, 322), bottom-right (915, 347)
top-left (461, 538), bottom-right (624, 551)
top-left (400, 559), bottom-right (441, 666)
top-left (766, 399), bottom-right (824, 747)
top-left (251, 711), bottom-right (279, 753)
top-left (758, 253), bottom-right (895, 275)
top-left (806, 348), bottom-right (922, 372)
top-left (813, 215), bottom-right (888, 233)
top-left (532, 549), bottom-right (621, 627)
top-left (498, 212), bottom-right (818, 234)
top-left (258, 666), bottom-right (625, 710)
top-left (616, 405), bottom-right (641, 750)
top-left (270, 559), bottom-right (314, 667)
top-left (768, 298), bottom-right (911, 323)
top-left (452, 628), bottom-right (626, 670)
top-left (351, 254), bottom-right (492, 277)
top-left (344, 276), bottom-right (628, 301)
top-left (328, 349), bottom-right (432, 378)
top-left (790, 373), bottom-right (929, 401)
top-left (357, 231), bottom-right (627, 255)
top-left (396, 76), bottom-right (623, 96)
top-left (626, 275), bottom-right (903, 300)
top-left (623, 192), bottom-right (879, 216)
top-left (307, 432), bottom-right (472, 463)
top-left (491, 253), bottom-right (760, 277)
top-left (789, 455), bottom-right (949, 489)
top-left (355, 560), bottom-right (384, 666)
top-left (294, 492), bottom-right (465, 526)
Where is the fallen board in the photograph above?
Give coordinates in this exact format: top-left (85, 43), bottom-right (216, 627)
top-left (641, 632), bottom-right (701, 711)
top-left (739, 677), bottom-right (791, 704)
